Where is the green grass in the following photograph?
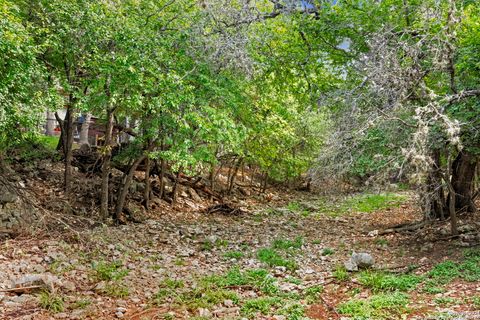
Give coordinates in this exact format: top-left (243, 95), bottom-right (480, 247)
top-left (333, 265), bottom-right (350, 281)
top-left (337, 292), bottom-right (409, 319)
top-left (202, 267), bottom-right (278, 294)
top-left (103, 282), bottom-right (130, 298)
top-left (434, 297), bottom-right (458, 306)
top-left (286, 201), bottom-right (301, 212)
top-left (92, 260), bottom-right (129, 281)
top-left (39, 291), bottom-right (64, 313)
top-left (256, 248), bottom-right (298, 271)
top-left (272, 237), bottom-right (303, 250)
top-left (71, 298), bottom-right (91, 309)
top-left (358, 271), bottom-right (423, 292)
top-left (38, 135), bottom-right (60, 150)
top-left (241, 297), bottom-right (282, 317)
top-left (316, 193), bottom-right (406, 217)
top-left (224, 250), bottom-right (244, 260)
top-left (322, 248), bottom-right (335, 256)
top-left (427, 252), bottom-right (480, 284)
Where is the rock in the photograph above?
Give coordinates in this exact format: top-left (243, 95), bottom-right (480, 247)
top-left (61, 280), bottom-right (76, 292)
top-left (11, 274), bottom-right (58, 293)
top-left (368, 230), bottom-right (379, 237)
top-left (345, 252), bottom-right (375, 271)
top-left (352, 252), bottom-right (375, 269)
top-left (115, 311), bottom-right (125, 318)
top-left (0, 184), bottom-right (18, 204)
top-left (344, 258), bottom-right (358, 272)
top-left (224, 299), bottom-right (234, 307)
top-left (188, 188), bottom-right (202, 202)
top-left (116, 307), bottom-right (127, 313)
top-left (198, 308), bottom-right (211, 317)
top-left (273, 316), bottom-right (287, 320)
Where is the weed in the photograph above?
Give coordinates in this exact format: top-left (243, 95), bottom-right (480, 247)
top-left (174, 258), bottom-right (185, 266)
top-left (285, 276), bottom-right (302, 285)
top-left (39, 291), bottom-right (64, 313)
top-left (71, 298), bottom-right (91, 309)
top-left (92, 260), bottom-right (129, 281)
top-left (279, 303), bottom-right (305, 319)
top-left (202, 267), bottom-right (278, 294)
top-left (304, 285), bottom-right (323, 304)
top-left (374, 238), bottom-right (389, 246)
top-left (224, 251), bottom-right (244, 260)
top-left (428, 260), bottom-right (460, 284)
top-left (472, 296), bottom-right (480, 309)
top-left (337, 292), bottom-right (409, 319)
top-left (422, 280), bottom-right (445, 294)
top-left (358, 271), bottom-right (423, 291)
top-left (312, 239), bottom-right (321, 245)
top-left (287, 202), bottom-right (301, 212)
top-left (434, 297), bottom-right (458, 306)
top-left (257, 248), bottom-right (298, 271)
top-left (241, 297), bottom-right (282, 317)
top-left (104, 282), bottom-right (130, 298)
top-left (333, 265), bottom-right (350, 281)
top-left (201, 241), bottom-right (214, 251)
top-left (272, 237), bottom-right (303, 250)
top-left (163, 278), bottom-right (184, 289)
top-left (322, 248), bottom-right (335, 256)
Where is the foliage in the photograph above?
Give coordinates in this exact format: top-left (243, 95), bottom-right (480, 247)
top-left (337, 292), bottom-right (410, 320)
top-left (92, 260), bottom-right (129, 281)
top-left (257, 248), bottom-right (298, 271)
top-left (38, 291), bottom-right (64, 313)
top-left (358, 271), bottom-right (423, 292)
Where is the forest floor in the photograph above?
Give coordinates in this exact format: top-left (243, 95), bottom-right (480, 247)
top-left (1, 190), bottom-right (480, 320)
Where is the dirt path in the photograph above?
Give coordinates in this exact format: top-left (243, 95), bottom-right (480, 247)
top-left (1, 192), bottom-right (479, 319)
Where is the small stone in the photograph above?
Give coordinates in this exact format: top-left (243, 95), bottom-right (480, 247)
top-left (115, 311), bottom-right (124, 318)
top-left (199, 308), bottom-right (211, 317)
top-left (224, 299), bottom-right (234, 307)
top-left (344, 258), bottom-right (358, 272)
top-left (116, 307), bottom-right (127, 313)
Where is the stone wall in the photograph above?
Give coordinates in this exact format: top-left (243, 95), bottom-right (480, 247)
top-left (0, 183), bottom-right (38, 232)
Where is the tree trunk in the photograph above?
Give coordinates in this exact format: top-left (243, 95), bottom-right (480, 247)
top-left (100, 109), bottom-right (114, 219)
top-left (54, 112), bottom-right (66, 153)
top-left (115, 155), bottom-right (146, 221)
top-left (209, 162), bottom-right (215, 201)
top-left (158, 157), bottom-right (166, 200)
top-left (171, 169), bottom-right (182, 206)
top-left (428, 150), bottom-right (446, 220)
top-left (450, 151), bottom-right (477, 213)
top-left (228, 157), bottom-right (243, 195)
top-left (45, 111), bottom-right (56, 136)
top-left (64, 103), bottom-right (75, 194)
top-left (79, 113), bottom-right (92, 145)
top-left (144, 154), bottom-right (151, 210)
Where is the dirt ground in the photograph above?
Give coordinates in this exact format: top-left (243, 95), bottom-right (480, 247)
top-left (1, 190), bottom-right (479, 320)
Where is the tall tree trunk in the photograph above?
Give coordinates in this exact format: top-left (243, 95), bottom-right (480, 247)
top-left (115, 155), bottom-right (146, 221)
top-left (451, 151), bottom-right (477, 213)
top-left (100, 109), bottom-right (114, 219)
top-left (64, 103), bottom-right (75, 194)
top-left (79, 113), bottom-right (92, 145)
top-left (209, 162), bottom-right (215, 201)
top-left (171, 169), bottom-right (182, 206)
top-left (144, 154), bottom-right (151, 210)
top-left (228, 157), bottom-right (243, 195)
top-left (46, 111), bottom-right (56, 136)
top-left (54, 112), bottom-right (66, 153)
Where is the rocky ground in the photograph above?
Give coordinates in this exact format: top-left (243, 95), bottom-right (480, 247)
top-left (1, 191), bottom-right (480, 320)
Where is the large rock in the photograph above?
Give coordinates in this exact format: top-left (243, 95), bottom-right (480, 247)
top-left (344, 252), bottom-right (375, 271)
